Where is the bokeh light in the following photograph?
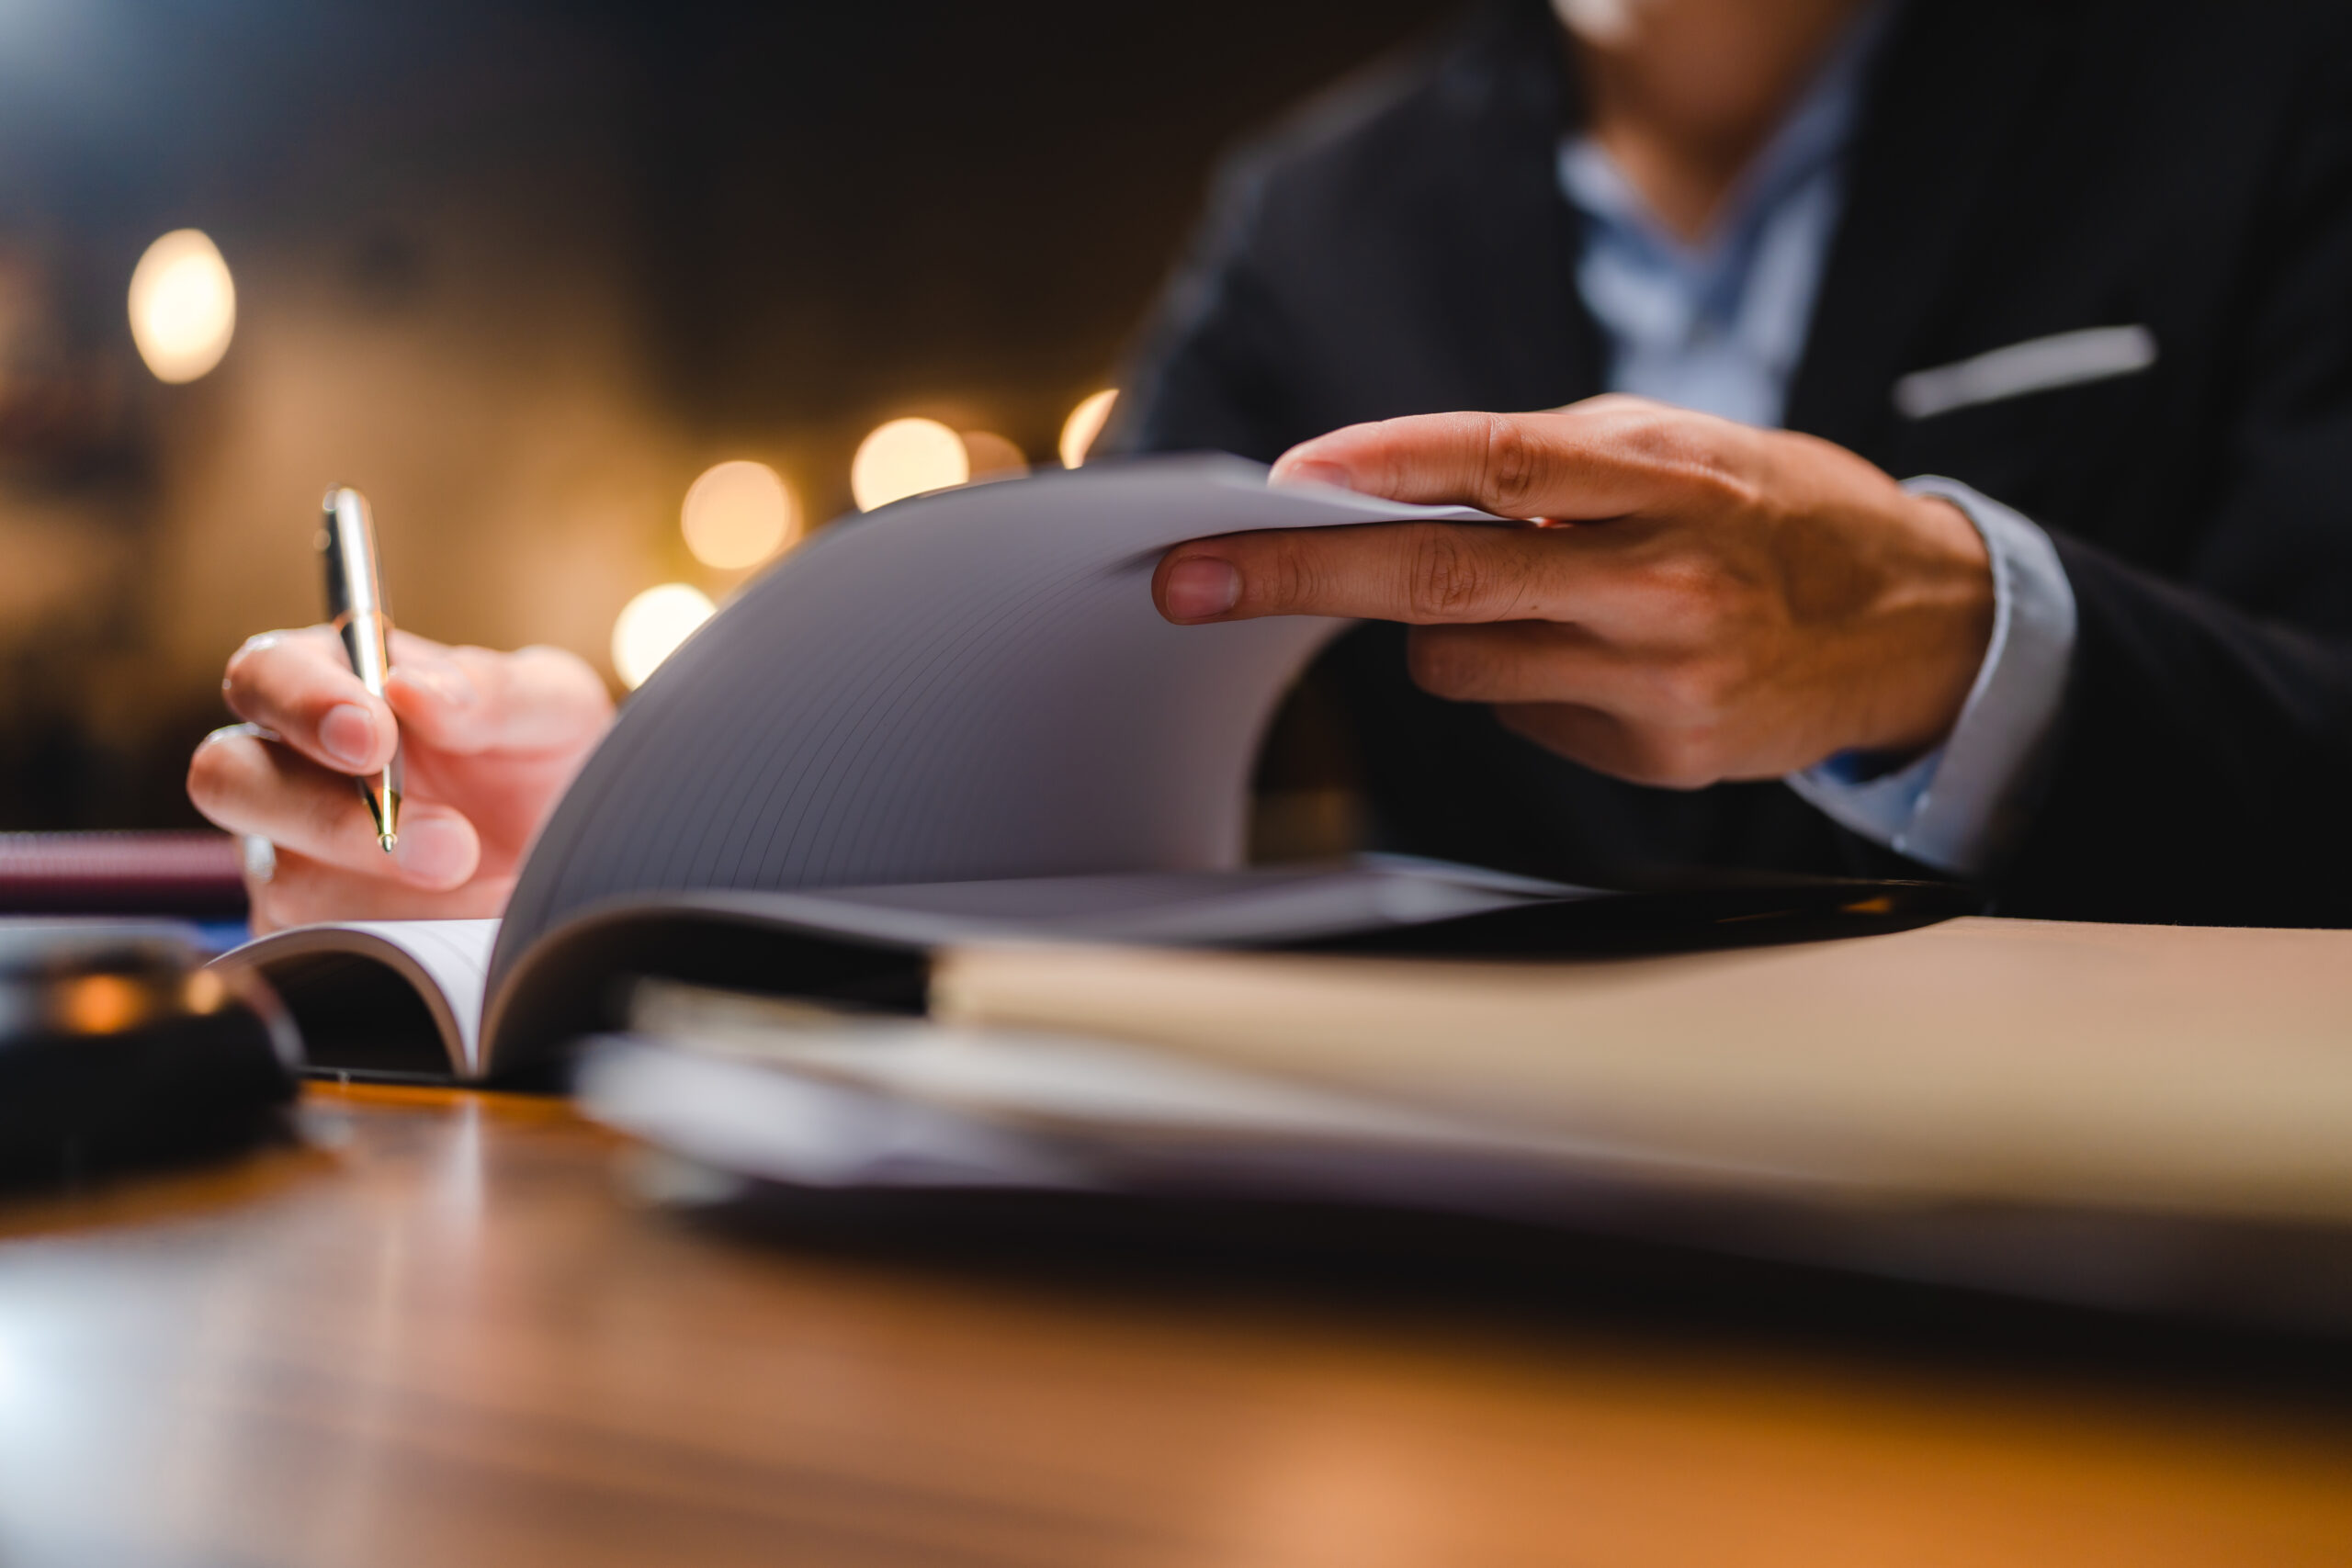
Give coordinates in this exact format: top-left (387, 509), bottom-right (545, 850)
top-left (611, 582), bottom-right (715, 689)
top-left (1555, 0), bottom-right (1639, 44)
top-left (1059, 389), bottom-right (1117, 468)
top-left (127, 229), bottom-right (236, 383)
top-left (960, 430), bottom-right (1025, 482)
top-left (682, 459), bottom-right (797, 569)
top-left (851, 417), bottom-right (969, 511)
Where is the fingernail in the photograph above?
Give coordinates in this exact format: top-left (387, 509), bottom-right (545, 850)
top-left (1272, 457), bottom-right (1353, 490)
top-left (391, 808), bottom-right (473, 887)
top-left (393, 652), bottom-right (476, 709)
top-left (1164, 557), bottom-right (1241, 620)
top-left (319, 704), bottom-right (379, 768)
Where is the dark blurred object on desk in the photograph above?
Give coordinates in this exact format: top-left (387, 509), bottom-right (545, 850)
top-left (0, 921), bottom-right (297, 1186)
top-left (0, 830), bottom-right (246, 917)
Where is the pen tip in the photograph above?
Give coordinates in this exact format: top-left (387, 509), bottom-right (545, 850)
top-left (379, 831), bottom-right (398, 852)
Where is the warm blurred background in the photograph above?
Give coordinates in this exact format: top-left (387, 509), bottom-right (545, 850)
top-left (0, 0), bottom-right (1456, 829)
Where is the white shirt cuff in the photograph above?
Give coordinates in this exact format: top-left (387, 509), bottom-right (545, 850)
top-left (1784, 478), bottom-right (2077, 876)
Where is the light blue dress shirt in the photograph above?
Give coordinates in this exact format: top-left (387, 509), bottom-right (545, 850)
top-left (1556, 7), bottom-right (2076, 876)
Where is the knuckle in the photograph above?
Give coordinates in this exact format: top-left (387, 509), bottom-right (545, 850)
top-left (1478, 416), bottom-right (1542, 514)
top-left (185, 741), bottom-right (233, 811)
top-left (1611, 409), bottom-right (1759, 504)
top-left (1615, 406), bottom-right (1709, 465)
top-left (1621, 410), bottom-right (1702, 464)
top-left (187, 725), bottom-right (269, 804)
top-left (198, 720), bottom-right (264, 750)
top-left (225, 630), bottom-right (282, 672)
top-left (1656, 655), bottom-right (1740, 721)
top-left (1645, 554), bottom-right (1733, 625)
top-left (1401, 530), bottom-right (1487, 620)
top-left (1261, 536), bottom-right (1317, 612)
top-left (221, 631), bottom-right (288, 694)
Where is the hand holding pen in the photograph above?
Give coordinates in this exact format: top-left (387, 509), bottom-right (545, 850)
top-left (187, 491), bottom-right (614, 934)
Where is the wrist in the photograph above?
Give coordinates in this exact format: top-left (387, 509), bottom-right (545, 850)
top-left (1866, 493), bottom-right (1996, 757)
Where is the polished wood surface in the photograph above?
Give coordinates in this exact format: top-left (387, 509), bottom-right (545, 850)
top-left (3, 1085), bottom-right (2350, 1567)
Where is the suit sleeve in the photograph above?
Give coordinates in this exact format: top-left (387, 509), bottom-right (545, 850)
top-left (1998, 44), bottom-right (2352, 925)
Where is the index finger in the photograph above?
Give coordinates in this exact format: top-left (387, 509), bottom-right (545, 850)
top-left (1156, 521), bottom-right (1592, 626)
top-left (1267, 400), bottom-right (1755, 522)
top-left (221, 626), bottom-right (400, 777)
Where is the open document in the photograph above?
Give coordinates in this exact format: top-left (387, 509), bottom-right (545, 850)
top-left (214, 457), bottom-right (1595, 1079)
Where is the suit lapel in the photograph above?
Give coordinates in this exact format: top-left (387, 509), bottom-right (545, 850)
top-left (1784, 0), bottom-right (2066, 459)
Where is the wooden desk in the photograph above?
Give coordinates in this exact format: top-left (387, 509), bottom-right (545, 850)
top-left (2, 1085), bottom-right (2349, 1567)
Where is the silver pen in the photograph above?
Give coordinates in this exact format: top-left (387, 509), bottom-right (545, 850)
top-left (319, 486), bottom-right (402, 851)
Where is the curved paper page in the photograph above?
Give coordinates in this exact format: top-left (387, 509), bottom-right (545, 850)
top-left (214, 919), bottom-right (498, 1077)
top-left (492, 456), bottom-right (1496, 995)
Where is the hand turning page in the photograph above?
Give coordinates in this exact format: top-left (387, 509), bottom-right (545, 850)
top-left (489, 455), bottom-right (1496, 990)
top-left (215, 456), bottom-right (1960, 1088)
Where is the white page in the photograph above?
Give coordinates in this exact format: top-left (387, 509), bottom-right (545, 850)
top-left (217, 919), bottom-right (499, 1075)
top-left (492, 456), bottom-right (1498, 993)
top-left (222, 858), bottom-right (1566, 1077)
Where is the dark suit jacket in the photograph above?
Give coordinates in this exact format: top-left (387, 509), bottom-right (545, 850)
top-left (1105, 0), bottom-right (2352, 926)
